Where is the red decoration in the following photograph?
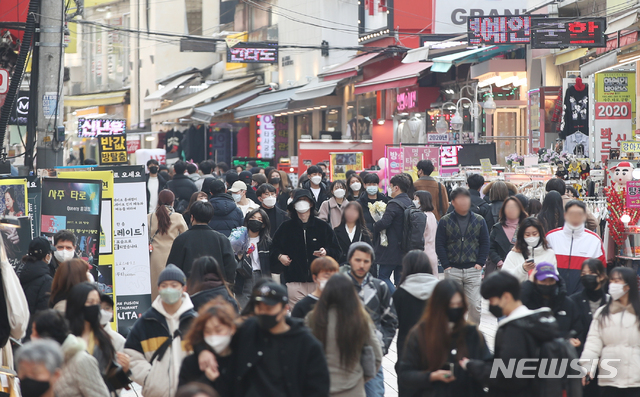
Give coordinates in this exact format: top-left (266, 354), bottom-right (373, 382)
top-left (605, 185), bottom-right (640, 247)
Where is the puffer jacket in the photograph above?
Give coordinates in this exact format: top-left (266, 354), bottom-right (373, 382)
top-left (124, 295), bottom-right (197, 397)
top-left (54, 334), bottom-right (110, 397)
top-left (208, 193), bottom-right (243, 236)
top-left (501, 246), bottom-right (557, 283)
top-left (166, 174), bottom-right (198, 203)
top-left (18, 259), bottom-right (52, 315)
top-left (581, 301), bottom-right (640, 388)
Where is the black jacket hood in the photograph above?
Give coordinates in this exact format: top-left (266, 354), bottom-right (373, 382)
top-left (19, 260), bottom-right (50, 284)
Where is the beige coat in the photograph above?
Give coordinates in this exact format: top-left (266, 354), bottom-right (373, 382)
top-left (148, 211), bottom-right (188, 299)
top-left (319, 197), bottom-right (348, 228)
top-left (54, 334), bottom-right (110, 397)
top-left (581, 301), bottom-right (640, 388)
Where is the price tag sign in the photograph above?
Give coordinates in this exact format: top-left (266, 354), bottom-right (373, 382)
top-left (480, 158), bottom-right (493, 173)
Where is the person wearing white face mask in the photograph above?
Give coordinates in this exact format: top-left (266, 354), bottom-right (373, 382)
top-left (270, 189), bottom-right (342, 305)
top-left (302, 165), bottom-right (329, 210)
top-left (347, 175), bottom-right (364, 201)
top-left (256, 183), bottom-right (288, 238)
top-left (49, 229), bottom-right (78, 277)
top-left (580, 266), bottom-right (640, 394)
top-left (19, 237), bottom-right (54, 338)
top-left (228, 181), bottom-right (259, 216)
top-left (502, 218), bottom-right (557, 283)
top-left (546, 200), bottom-right (606, 295)
top-left (319, 180), bottom-right (349, 227)
top-left (99, 293), bottom-right (126, 352)
top-left (178, 298), bottom-right (237, 393)
top-left (291, 257), bottom-right (339, 319)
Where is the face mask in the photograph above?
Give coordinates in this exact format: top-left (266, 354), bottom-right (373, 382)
top-left (100, 309), bottom-right (112, 326)
top-left (149, 166), bottom-right (159, 174)
top-left (257, 311), bottom-right (282, 331)
top-left (609, 283), bottom-right (628, 301)
top-left (310, 176), bottom-right (322, 185)
top-left (204, 334), bottom-right (232, 354)
top-left (566, 223), bottom-right (584, 232)
top-left (199, 198), bottom-right (208, 202)
top-left (350, 182), bottom-right (362, 191)
top-left (263, 196), bottom-right (277, 208)
top-left (294, 201), bottom-right (311, 213)
top-left (83, 304), bottom-right (101, 324)
top-left (413, 200), bottom-right (421, 208)
top-left (159, 287), bottom-right (183, 305)
top-left (446, 307), bottom-right (465, 323)
top-left (333, 189), bottom-right (346, 199)
top-left (366, 186), bottom-right (378, 195)
top-left (525, 236), bottom-right (540, 247)
top-left (287, 198), bottom-right (293, 205)
top-left (54, 249), bottom-right (74, 263)
top-left (581, 275), bottom-right (599, 291)
top-left (19, 378), bottom-right (50, 397)
top-left (489, 304), bottom-right (503, 318)
top-left (232, 193), bottom-right (242, 202)
top-left (269, 177), bottom-right (281, 185)
top-left (319, 279), bottom-right (328, 291)
top-left (536, 283), bottom-right (558, 297)
top-left (248, 220), bottom-right (263, 232)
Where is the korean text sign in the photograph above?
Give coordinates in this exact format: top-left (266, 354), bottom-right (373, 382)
top-left (627, 181), bottom-right (640, 209)
top-left (594, 102), bottom-right (632, 162)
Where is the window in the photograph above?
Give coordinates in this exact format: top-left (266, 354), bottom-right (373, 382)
top-left (323, 108), bottom-right (341, 132)
top-left (185, 0), bottom-right (203, 35)
top-left (346, 93), bottom-right (375, 140)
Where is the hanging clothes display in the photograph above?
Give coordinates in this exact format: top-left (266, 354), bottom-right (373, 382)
top-left (165, 129), bottom-right (184, 160)
top-left (346, 116), bottom-right (372, 139)
top-left (565, 132), bottom-right (589, 156)
top-left (185, 125), bottom-right (206, 163)
top-left (400, 116), bottom-right (425, 143)
top-left (560, 80), bottom-right (589, 139)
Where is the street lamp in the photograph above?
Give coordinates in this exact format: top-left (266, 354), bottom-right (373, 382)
top-left (483, 92), bottom-right (496, 115)
top-left (437, 101), bottom-right (456, 133)
top-left (452, 97), bottom-right (474, 131)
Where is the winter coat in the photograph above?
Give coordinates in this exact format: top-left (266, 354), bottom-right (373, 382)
top-left (435, 212), bottom-right (490, 269)
top-left (422, 211), bottom-right (438, 275)
top-left (222, 316), bottom-right (330, 397)
top-left (146, 173), bottom-right (167, 207)
top-left (569, 288), bottom-right (608, 353)
top-left (270, 214), bottom-right (342, 283)
top-left (520, 279), bottom-right (584, 340)
top-left (373, 193), bottom-right (412, 266)
top-left (234, 237), bottom-right (271, 296)
top-left (178, 353), bottom-right (232, 395)
top-left (502, 246), bottom-right (557, 283)
top-left (393, 273), bottom-right (438, 359)
top-left (413, 176), bottom-right (449, 221)
top-left (334, 224), bottom-right (373, 265)
top-left (18, 259), bottom-right (52, 315)
top-left (148, 210), bottom-right (188, 300)
top-left (125, 295), bottom-right (197, 397)
top-left (54, 334), bottom-right (110, 397)
top-left (358, 192), bottom-right (389, 233)
top-left (489, 223), bottom-right (516, 267)
top-left (397, 324), bottom-right (491, 397)
top-left (166, 224), bottom-right (237, 283)
top-left (190, 284), bottom-right (239, 313)
top-left (489, 200), bottom-right (503, 223)
top-left (302, 179), bottom-right (329, 210)
top-left (262, 204), bottom-right (288, 238)
top-left (581, 301), bottom-right (640, 388)
top-left (195, 174), bottom-right (216, 191)
top-left (208, 193), bottom-right (244, 237)
top-left (446, 189), bottom-right (494, 227)
top-left (546, 224), bottom-right (606, 295)
top-left (319, 197), bottom-right (349, 228)
top-left (166, 174), bottom-right (198, 203)
top-left (466, 307), bottom-right (560, 397)
top-left (561, 195), bottom-right (598, 232)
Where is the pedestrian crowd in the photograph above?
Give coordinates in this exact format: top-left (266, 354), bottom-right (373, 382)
top-left (6, 158), bottom-right (636, 397)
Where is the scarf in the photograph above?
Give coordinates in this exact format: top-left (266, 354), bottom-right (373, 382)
top-left (503, 218), bottom-right (519, 243)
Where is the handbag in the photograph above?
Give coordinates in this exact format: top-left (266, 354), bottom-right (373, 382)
top-left (104, 359), bottom-right (132, 391)
top-left (360, 344), bottom-right (376, 380)
top-left (236, 256), bottom-right (253, 279)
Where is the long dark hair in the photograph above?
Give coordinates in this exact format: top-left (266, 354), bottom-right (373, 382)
top-left (581, 259), bottom-right (607, 290)
top-left (399, 250), bottom-right (433, 285)
top-left (338, 201), bottom-right (372, 240)
top-left (347, 175), bottom-right (364, 198)
top-left (65, 282), bottom-right (116, 364)
top-left (413, 279), bottom-right (470, 371)
top-left (514, 217), bottom-right (549, 260)
top-left (155, 189), bottom-right (175, 235)
top-left (414, 190), bottom-right (435, 212)
top-left (537, 191), bottom-right (565, 233)
top-left (528, 198), bottom-right (542, 216)
top-left (599, 267), bottom-right (640, 330)
top-left (499, 196), bottom-right (528, 226)
top-left (244, 208), bottom-right (271, 244)
top-left (50, 259), bottom-right (89, 306)
top-left (310, 275), bottom-right (371, 369)
top-left (328, 180), bottom-right (347, 199)
top-left (183, 191), bottom-right (208, 223)
top-left (187, 256), bottom-right (236, 299)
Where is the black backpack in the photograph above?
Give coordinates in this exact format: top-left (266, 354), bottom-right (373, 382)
top-left (399, 201), bottom-right (427, 253)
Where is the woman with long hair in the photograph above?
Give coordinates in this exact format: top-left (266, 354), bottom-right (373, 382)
top-left (334, 202), bottom-right (372, 264)
top-left (487, 181), bottom-right (510, 221)
top-left (414, 190), bottom-right (438, 275)
top-left (537, 190), bottom-right (565, 233)
top-left (183, 191), bottom-right (209, 228)
top-left (149, 189), bottom-right (188, 299)
top-left (188, 256), bottom-right (239, 312)
top-left (319, 180), bottom-right (349, 227)
top-left (527, 198), bottom-right (542, 217)
top-left (502, 217), bottom-right (557, 283)
top-left (49, 258), bottom-right (92, 312)
top-left (580, 266), bottom-right (640, 395)
top-left (269, 169), bottom-right (291, 211)
top-left (489, 197), bottom-right (528, 274)
top-left (397, 279), bottom-right (491, 397)
top-left (346, 174), bottom-right (364, 201)
top-left (66, 282), bottom-right (129, 392)
top-left (308, 275), bottom-right (382, 397)
top-left (3, 187), bottom-right (23, 216)
top-left (235, 208), bottom-right (272, 308)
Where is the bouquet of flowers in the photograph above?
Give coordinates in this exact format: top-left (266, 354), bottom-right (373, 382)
top-left (368, 201), bottom-right (388, 246)
top-left (228, 226), bottom-right (249, 255)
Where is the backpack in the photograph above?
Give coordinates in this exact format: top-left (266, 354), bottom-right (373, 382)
top-left (399, 201), bottom-right (427, 253)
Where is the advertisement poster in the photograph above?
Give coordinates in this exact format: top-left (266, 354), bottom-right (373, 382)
top-left (627, 181), bottom-right (640, 209)
top-left (386, 147), bottom-right (403, 180)
top-left (329, 152), bottom-right (363, 181)
top-left (595, 72), bottom-right (636, 134)
top-left (0, 179), bottom-right (30, 269)
top-left (403, 146), bottom-right (440, 179)
top-left (593, 102), bottom-right (632, 163)
top-left (98, 135), bottom-right (128, 165)
top-left (101, 165), bottom-right (151, 335)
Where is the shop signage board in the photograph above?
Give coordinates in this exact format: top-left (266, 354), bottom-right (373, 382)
top-left (274, 116), bottom-right (289, 162)
top-left (135, 149), bottom-right (166, 171)
top-left (386, 147), bottom-right (403, 179)
top-left (258, 115), bottom-right (275, 159)
top-left (98, 135), bottom-right (128, 165)
top-left (468, 16), bottom-right (531, 45)
top-left (403, 146), bottom-right (439, 173)
top-left (595, 72), bottom-right (636, 116)
top-left (127, 137), bottom-right (141, 154)
top-left (227, 43), bottom-right (278, 64)
top-left (627, 181), bottom-right (640, 209)
top-left (594, 102), bottom-right (632, 162)
top-left (396, 89), bottom-right (418, 112)
top-left (329, 152), bottom-right (364, 181)
top-left (620, 141), bottom-right (640, 153)
top-left (427, 133), bottom-right (450, 144)
top-left (435, 1), bottom-right (528, 34)
top-left (9, 91), bottom-right (29, 126)
top-left (78, 118), bottom-right (126, 138)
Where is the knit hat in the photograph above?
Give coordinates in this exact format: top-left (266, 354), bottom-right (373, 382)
top-left (347, 242), bottom-right (375, 263)
top-left (158, 264), bottom-right (186, 286)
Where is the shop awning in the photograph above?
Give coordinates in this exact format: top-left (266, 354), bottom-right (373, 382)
top-left (580, 51), bottom-right (618, 77)
top-left (151, 77), bottom-right (254, 123)
top-left (554, 48), bottom-right (591, 66)
top-left (65, 89), bottom-right (128, 108)
top-left (292, 78), bottom-right (341, 101)
top-left (430, 45), bottom-right (520, 73)
top-left (233, 88), bottom-right (298, 119)
top-left (605, 8), bottom-right (640, 35)
top-left (191, 86), bottom-right (269, 123)
top-left (354, 62), bottom-right (432, 95)
top-left (145, 73), bottom-right (198, 103)
top-left (318, 52), bottom-right (382, 81)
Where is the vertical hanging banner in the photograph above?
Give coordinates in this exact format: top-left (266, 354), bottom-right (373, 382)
top-left (0, 178), bottom-right (30, 269)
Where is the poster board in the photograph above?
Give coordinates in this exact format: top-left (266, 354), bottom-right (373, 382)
top-left (329, 152), bottom-right (364, 181)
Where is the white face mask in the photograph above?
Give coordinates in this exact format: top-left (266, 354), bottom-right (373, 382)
top-left (413, 200), bottom-right (421, 208)
top-left (350, 182), bottom-right (362, 191)
top-left (287, 197), bottom-right (293, 205)
top-left (319, 279), bottom-right (328, 291)
top-left (294, 200), bottom-right (311, 213)
top-left (205, 334), bottom-right (232, 354)
top-left (262, 196), bottom-right (277, 208)
top-left (566, 222), bottom-right (584, 232)
top-left (54, 249), bottom-right (74, 263)
top-left (333, 189), bottom-right (346, 199)
top-left (525, 236), bottom-right (540, 247)
top-left (199, 199), bottom-right (208, 202)
top-left (366, 186), bottom-right (378, 195)
top-left (232, 193), bottom-right (242, 202)
top-left (609, 283), bottom-right (628, 301)
top-left (100, 309), bottom-right (112, 326)
top-left (310, 176), bottom-right (322, 185)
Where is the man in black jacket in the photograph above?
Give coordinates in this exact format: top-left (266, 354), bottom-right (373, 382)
top-left (373, 174), bottom-right (412, 291)
top-left (359, 173), bottom-right (389, 234)
top-left (256, 183), bottom-right (288, 238)
top-left (166, 161), bottom-right (197, 213)
top-left (208, 180), bottom-right (243, 237)
top-left (447, 173), bottom-right (493, 226)
top-left (301, 165), bottom-right (329, 210)
top-left (146, 159), bottom-right (167, 214)
top-left (166, 201), bottom-right (236, 282)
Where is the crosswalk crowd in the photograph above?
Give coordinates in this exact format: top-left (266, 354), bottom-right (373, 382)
top-left (8, 159), bottom-right (639, 397)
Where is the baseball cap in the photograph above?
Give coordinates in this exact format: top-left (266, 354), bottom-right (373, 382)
top-left (251, 281), bottom-right (288, 306)
top-left (229, 181), bottom-right (247, 193)
top-left (535, 262), bottom-right (559, 281)
top-left (28, 237), bottom-right (54, 257)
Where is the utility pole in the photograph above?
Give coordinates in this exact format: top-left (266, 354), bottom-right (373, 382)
top-left (34, 0), bottom-right (65, 169)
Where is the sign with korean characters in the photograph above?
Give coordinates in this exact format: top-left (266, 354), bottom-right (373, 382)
top-left (77, 118), bottom-right (126, 137)
top-left (329, 152), bottom-right (363, 181)
top-left (594, 102), bottom-right (632, 162)
top-left (595, 72), bottom-right (636, 137)
top-left (386, 147), bottom-right (403, 179)
top-left (627, 181), bottom-right (640, 209)
top-left (403, 146), bottom-right (440, 179)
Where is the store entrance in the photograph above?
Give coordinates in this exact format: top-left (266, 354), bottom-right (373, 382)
top-left (486, 107), bottom-right (528, 166)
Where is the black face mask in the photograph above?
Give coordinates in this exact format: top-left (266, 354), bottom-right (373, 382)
top-left (269, 177), bottom-right (281, 185)
top-left (20, 378), bottom-right (50, 397)
top-left (581, 275), bottom-right (599, 291)
top-left (149, 166), bottom-right (159, 174)
top-left (247, 220), bottom-right (263, 232)
top-left (536, 284), bottom-right (558, 297)
top-left (83, 304), bottom-right (101, 324)
top-left (257, 310), bottom-right (282, 331)
top-left (446, 307), bottom-right (465, 323)
top-left (489, 304), bottom-right (503, 318)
